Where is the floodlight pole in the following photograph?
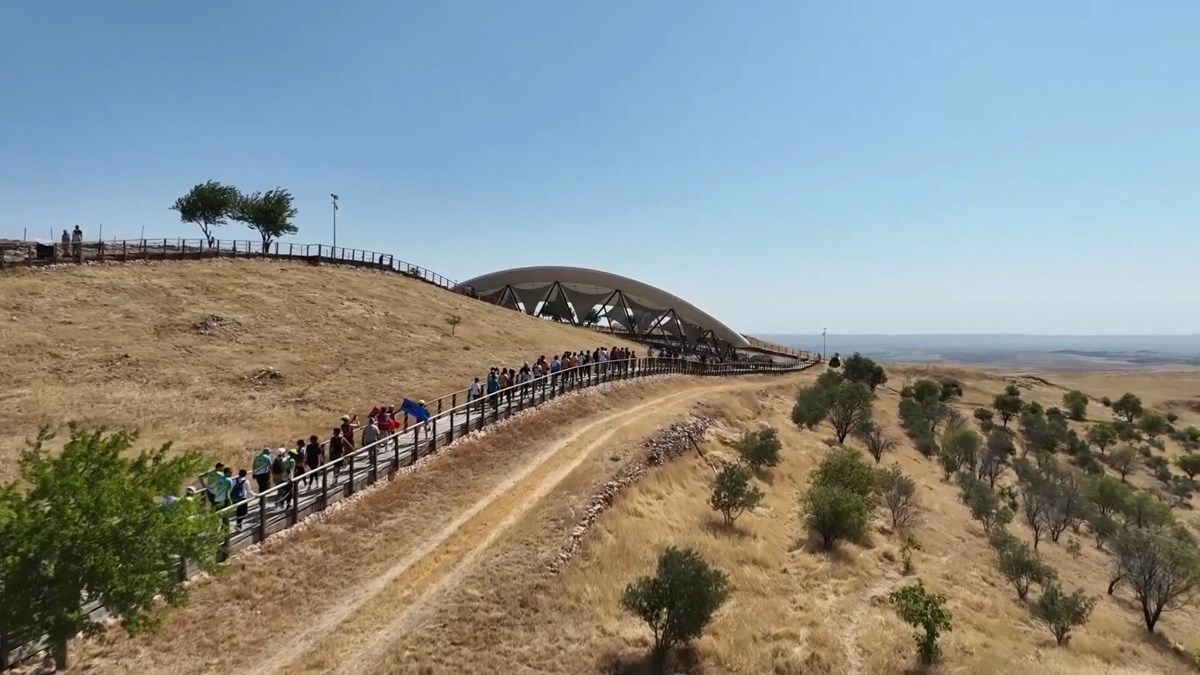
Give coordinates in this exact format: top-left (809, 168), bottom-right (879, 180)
top-left (330, 193), bottom-right (339, 250)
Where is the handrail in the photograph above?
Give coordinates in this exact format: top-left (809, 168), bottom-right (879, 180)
top-left (0, 356), bottom-right (816, 669)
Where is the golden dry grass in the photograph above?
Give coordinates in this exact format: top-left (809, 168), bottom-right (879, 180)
top-left (358, 367), bottom-right (1200, 674)
top-left (75, 374), bottom-right (793, 674)
top-left (0, 258), bottom-right (640, 482)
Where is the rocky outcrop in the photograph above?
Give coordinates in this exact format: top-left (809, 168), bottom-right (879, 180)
top-left (549, 412), bottom-right (714, 574)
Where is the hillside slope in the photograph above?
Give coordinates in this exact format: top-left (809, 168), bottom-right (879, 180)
top-left (0, 258), bottom-right (640, 481)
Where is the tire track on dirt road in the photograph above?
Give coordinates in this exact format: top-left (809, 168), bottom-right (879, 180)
top-left (260, 376), bottom-right (802, 675)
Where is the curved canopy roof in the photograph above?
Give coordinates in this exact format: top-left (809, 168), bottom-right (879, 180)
top-left (458, 266), bottom-right (751, 349)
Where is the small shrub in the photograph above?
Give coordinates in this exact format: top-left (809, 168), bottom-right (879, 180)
top-left (708, 463), bottom-right (763, 526)
top-left (443, 313), bottom-right (462, 336)
top-left (993, 530), bottom-right (1057, 600)
top-left (1062, 390), bottom-right (1089, 421)
top-left (735, 426), bottom-right (781, 472)
top-left (878, 464), bottom-right (920, 531)
top-left (1066, 538), bottom-right (1083, 560)
top-left (890, 580), bottom-right (953, 664)
top-left (1100, 396), bottom-right (1112, 408)
top-left (900, 534), bottom-right (922, 575)
top-left (1032, 582), bottom-right (1096, 646)
top-left (854, 420), bottom-right (897, 464)
top-left (621, 547), bottom-right (729, 672)
top-left (802, 484), bottom-right (871, 550)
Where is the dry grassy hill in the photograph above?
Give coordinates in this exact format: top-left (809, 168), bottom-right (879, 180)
top-left (0, 258), bottom-right (640, 482)
top-left (362, 366), bottom-right (1200, 674)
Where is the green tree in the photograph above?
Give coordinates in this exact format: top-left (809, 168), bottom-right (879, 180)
top-left (1014, 459), bottom-right (1054, 550)
top-left (1122, 490), bottom-right (1173, 530)
top-left (1176, 453), bottom-right (1200, 481)
top-left (973, 407), bottom-right (995, 432)
top-left (1137, 414), bottom-right (1170, 442)
top-left (993, 392), bottom-right (1023, 428)
top-left (621, 546), bottom-right (729, 672)
top-left (979, 428), bottom-right (1015, 488)
top-left (957, 472), bottom-right (1010, 532)
top-left (939, 378), bottom-right (964, 402)
top-left (841, 352), bottom-right (888, 392)
top-left (853, 420), bottom-right (897, 464)
top-left (802, 447), bottom-right (878, 549)
top-left (878, 463), bottom-right (920, 531)
top-left (169, 180), bottom-right (240, 245)
top-left (826, 380), bottom-right (874, 444)
top-left (791, 385), bottom-right (831, 430)
top-left (1111, 527), bottom-right (1200, 633)
top-left (708, 463), bottom-right (763, 527)
top-left (735, 426), bottom-right (782, 472)
top-left (1032, 582), bottom-right (1096, 645)
top-left (1086, 422), bottom-right (1118, 456)
top-left (909, 379), bottom-right (947, 432)
top-left (940, 427), bottom-right (982, 478)
top-left (0, 428), bottom-right (224, 670)
top-left (1112, 393), bottom-right (1144, 424)
top-left (1107, 446), bottom-right (1140, 482)
top-left (232, 187), bottom-right (299, 252)
top-left (1083, 474), bottom-right (1130, 519)
top-left (993, 529), bottom-right (1057, 600)
top-left (1062, 391), bottom-right (1089, 421)
top-left (890, 580), bottom-right (953, 664)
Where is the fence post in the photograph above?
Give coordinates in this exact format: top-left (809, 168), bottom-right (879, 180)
top-left (370, 443), bottom-right (378, 483)
top-left (448, 394), bottom-right (456, 443)
top-left (411, 426), bottom-right (419, 462)
top-left (321, 467), bottom-right (328, 510)
top-left (162, 238), bottom-right (168, 260)
top-left (257, 494), bottom-right (267, 543)
top-left (347, 453), bottom-right (355, 496)
top-left (289, 481), bottom-right (299, 525)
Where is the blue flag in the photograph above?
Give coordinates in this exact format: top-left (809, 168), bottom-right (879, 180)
top-left (400, 398), bottom-right (430, 423)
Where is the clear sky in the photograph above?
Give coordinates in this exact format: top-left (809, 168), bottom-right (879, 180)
top-left (2, 1), bottom-right (1197, 335)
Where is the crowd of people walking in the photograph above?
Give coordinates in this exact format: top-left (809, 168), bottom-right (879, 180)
top-left (188, 343), bottom-right (678, 526)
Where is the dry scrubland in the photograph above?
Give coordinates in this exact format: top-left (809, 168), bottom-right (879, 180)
top-left (72, 374), bottom-right (799, 674)
top-left (360, 366), bottom-right (1200, 674)
top-left (0, 258), bottom-right (638, 482)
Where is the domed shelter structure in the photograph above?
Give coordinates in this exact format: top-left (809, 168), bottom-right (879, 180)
top-left (457, 266), bottom-right (803, 360)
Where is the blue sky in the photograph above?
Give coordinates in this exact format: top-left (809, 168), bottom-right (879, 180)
top-left (2, 1), bottom-right (1197, 335)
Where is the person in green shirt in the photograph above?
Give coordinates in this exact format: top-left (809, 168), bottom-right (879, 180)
top-left (198, 462), bottom-right (231, 509)
top-left (251, 447), bottom-right (272, 492)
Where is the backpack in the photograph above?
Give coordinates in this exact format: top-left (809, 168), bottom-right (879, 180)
top-left (272, 456), bottom-right (284, 474)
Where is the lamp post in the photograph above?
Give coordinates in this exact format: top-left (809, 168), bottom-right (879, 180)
top-left (822, 328), bottom-right (827, 361)
top-left (330, 194), bottom-right (339, 250)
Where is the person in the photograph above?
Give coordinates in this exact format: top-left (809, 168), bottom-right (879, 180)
top-left (251, 447), bottom-right (272, 492)
top-left (468, 377), bottom-right (481, 401)
top-left (339, 414), bottom-right (358, 447)
top-left (199, 462), bottom-right (229, 510)
top-left (328, 427), bottom-right (347, 477)
top-left (60, 229), bottom-right (70, 257)
top-left (828, 352), bottom-right (842, 369)
top-left (486, 369), bottom-right (499, 408)
top-left (71, 225), bottom-right (82, 259)
top-left (361, 416), bottom-right (381, 449)
top-left (270, 448), bottom-right (288, 497)
top-left (230, 469), bottom-right (251, 530)
top-left (305, 434), bottom-right (323, 486)
top-left (290, 440), bottom-right (306, 486)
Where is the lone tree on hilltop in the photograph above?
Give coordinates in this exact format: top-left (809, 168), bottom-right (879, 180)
top-left (621, 546), bottom-right (729, 674)
top-left (890, 579), bottom-right (953, 664)
top-left (233, 188), bottom-right (299, 253)
top-left (841, 352), bottom-right (888, 392)
top-left (708, 462), bottom-right (763, 527)
top-left (170, 180), bottom-right (240, 246)
top-left (1112, 393), bottom-right (1144, 424)
top-left (1062, 390), bottom-right (1089, 421)
top-left (0, 427), bottom-right (224, 671)
top-left (735, 426), bottom-right (782, 472)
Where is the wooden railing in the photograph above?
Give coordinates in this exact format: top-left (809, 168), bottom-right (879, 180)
top-left (0, 237), bottom-right (460, 290)
top-left (0, 356), bottom-right (816, 669)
